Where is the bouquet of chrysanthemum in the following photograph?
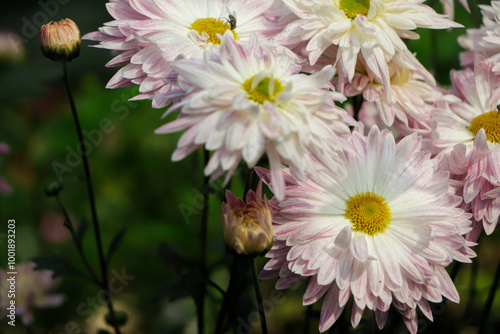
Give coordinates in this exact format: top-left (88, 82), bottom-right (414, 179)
top-left (30, 0), bottom-right (500, 332)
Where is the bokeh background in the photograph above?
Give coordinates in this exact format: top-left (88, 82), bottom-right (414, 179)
top-left (0, 0), bottom-right (499, 333)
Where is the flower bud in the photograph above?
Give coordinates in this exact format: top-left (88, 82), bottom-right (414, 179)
top-left (221, 182), bottom-right (273, 256)
top-left (40, 19), bottom-right (80, 62)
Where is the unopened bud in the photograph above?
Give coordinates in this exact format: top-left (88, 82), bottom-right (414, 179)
top-left (40, 19), bottom-right (80, 62)
top-left (221, 182), bottom-right (273, 256)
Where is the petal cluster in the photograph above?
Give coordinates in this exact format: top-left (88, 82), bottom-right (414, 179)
top-left (276, 0), bottom-right (461, 97)
top-left (0, 262), bottom-right (64, 325)
top-left (83, 0), bottom-right (283, 108)
top-left (258, 126), bottom-right (474, 333)
top-left (156, 33), bottom-right (355, 200)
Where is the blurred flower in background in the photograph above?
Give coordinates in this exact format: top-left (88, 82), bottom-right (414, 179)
top-left (38, 212), bottom-right (73, 244)
top-left (0, 31), bottom-right (25, 65)
top-left (0, 262), bottom-right (64, 325)
top-left (0, 142), bottom-right (12, 195)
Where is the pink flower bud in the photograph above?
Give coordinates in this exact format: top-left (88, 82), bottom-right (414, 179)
top-left (221, 182), bottom-right (273, 256)
top-left (40, 19), bottom-right (80, 62)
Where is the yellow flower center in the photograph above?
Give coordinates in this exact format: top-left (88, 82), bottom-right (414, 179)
top-left (243, 76), bottom-right (285, 104)
top-left (345, 192), bottom-right (391, 236)
top-left (190, 18), bottom-right (237, 45)
top-left (469, 111), bottom-right (500, 143)
top-left (339, 0), bottom-right (370, 19)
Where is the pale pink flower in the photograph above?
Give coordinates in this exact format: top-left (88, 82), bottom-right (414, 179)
top-left (439, 0), bottom-right (470, 21)
top-left (257, 125), bottom-right (474, 334)
top-left (156, 33), bottom-right (355, 200)
top-left (0, 31), bottom-right (25, 64)
top-left (432, 59), bottom-right (500, 236)
top-left (459, 1), bottom-right (500, 73)
top-left (343, 57), bottom-right (440, 127)
top-left (0, 262), bottom-right (64, 325)
top-left (275, 0), bottom-right (461, 97)
top-left (84, 0), bottom-right (284, 108)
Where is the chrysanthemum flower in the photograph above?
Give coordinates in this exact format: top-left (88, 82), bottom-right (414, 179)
top-left (459, 1), bottom-right (500, 73)
top-left (275, 0), bottom-right (461, 97)
top-left (343, 56), bottom-right (440, 127)
top-left (257, 125), bottom-right (474, 333)
top-left (0, 262), bottom-right (64, 325)
top-left (84, 0), bottom-right (283, 108)
top-left (439, 0), bottom-right (470, 21)
top-left (156, 33), bottom-right (354, 200)
top-left (432, 59), bottom-right (500, 235)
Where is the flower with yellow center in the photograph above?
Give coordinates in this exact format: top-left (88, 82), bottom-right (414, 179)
top-left (83, 0), bottom-right (282, 108)
top-left (432, 59), bottom-right (500, 237)
top-left (156, 33), bottom-right (355, 201)
top-left (257, 125), bottom-right (474, 334)
top-left (276, 0), bottom-right (461, 99)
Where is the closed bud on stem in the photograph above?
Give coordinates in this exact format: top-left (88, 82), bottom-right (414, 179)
top-left (40, 19), bottom-right (80, 62)
top-left (221, 181), bottom-right (273, 256)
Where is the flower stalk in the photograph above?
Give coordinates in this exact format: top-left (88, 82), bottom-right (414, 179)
top-left (61, 60), bottom-right (121, 334)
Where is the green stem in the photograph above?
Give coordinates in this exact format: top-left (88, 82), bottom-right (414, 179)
top-left (249, 256), bottom-right (268, 334)
top-left (478, 256), bottom-right (500, 334)
top-left (62, 61), bottom-right (121, 334)
top-left (55, 194), bottom-right (100, 286)
top-left (197, 149), bottom-right (210, 334)
top-left (303, 305), bottom-right (312, 334)
top-left (243, 166), bottom-right (254, 197)
top-left (215, 255), bottom-right (241, 333)
top-left (470, 0), bottom-right (481, 28)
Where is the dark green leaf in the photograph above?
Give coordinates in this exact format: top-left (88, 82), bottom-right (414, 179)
top-left (31, 254), bottom-right (90, 281)
top-left (105, 310), bottom-right (128, 327)
top-left (76, 218), bottom-right (88, 244)
top-left (106, 228), bottom-right (126, 264)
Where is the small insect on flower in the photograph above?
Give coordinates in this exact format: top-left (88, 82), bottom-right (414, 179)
top-left (227, 14), bottom-right (236, 30)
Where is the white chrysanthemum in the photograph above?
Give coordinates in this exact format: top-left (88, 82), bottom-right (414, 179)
top-left (459, 1), bottom-right (500, 73)
top-left (275, 0), bottom-right (461, 97)
top-left (155, 33), bottom-right (355, 200)
top-left (258, 125), bottom-right (475, 334)
top-left (84, 0), bottom-right (283, 108)
top-left (432, 59), bottom-right (500, 235)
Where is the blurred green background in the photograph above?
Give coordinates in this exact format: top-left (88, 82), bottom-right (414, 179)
top-left (0, 0), bottom-right (499, 333)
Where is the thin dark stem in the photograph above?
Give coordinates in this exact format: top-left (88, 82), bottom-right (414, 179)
top-left (303, 305), bottom-right (312, 334)
top-left (249, 256), bottom-right (268, 334)
top-left (62, 61), bottom-right (121, 334)
top-left (470, 0), bottom-right (481, 28)
top-left (478, 256), bottom-right (500, 334)
top-left (450, 261), bottom-right (462, 282)
top-left (55, 194), bottom-right (100, 285)
top-left (215, 255), bottom-right (241, 333)
top-left (243, 166), bottom-right (254, 197)
top-left (25, 325), bottom-right (34, 334)
top-left (197, 149), bottom-right (210, 334)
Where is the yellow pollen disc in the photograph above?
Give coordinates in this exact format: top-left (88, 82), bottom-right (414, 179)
top-left (469, 111), bottom-right (500, 143)
top-left (345, 192), bottom-right (391, 236)
top-left (339, 0), bottom-right (370, 19)
top-left (243, 76), bottom-right (285, 104)
top-left (190, 18), bottom-right (237, 45)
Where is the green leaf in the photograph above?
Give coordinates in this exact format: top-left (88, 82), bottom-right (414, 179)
top-left (76, 218), bottom-right (88, 244)
top-left (32, 254), bottom-right (90, 281)
top-left (106, 228), bottom-right (126, 264)
top-left (105, 310), bottom-right (128, 327)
